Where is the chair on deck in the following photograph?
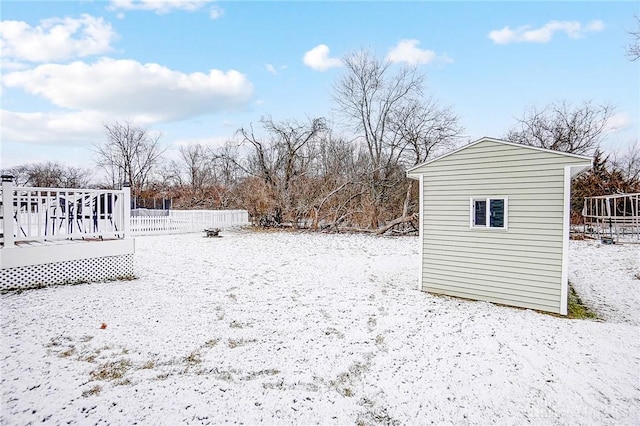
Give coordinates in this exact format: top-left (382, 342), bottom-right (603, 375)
top-left (92, 193), bottom-right (119, 236)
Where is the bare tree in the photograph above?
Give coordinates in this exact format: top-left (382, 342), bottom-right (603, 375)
top-left (333, 50), bottom-right (421, 228)
top-left (334, 50), bottom-right (422, 171)
top-left (627, 15), bottom-right (640, 61)
top-left (2, 164), bottom-right (32, 186)
top-left (333, 49), bottom-right (463, 228)
top-left (571, 147), bottom-right (640, 222)
top-left (301, 131), bottom-right (363, 229)
top-left (94, 121), bottom-right (166, 196)
top-left (212, 142), bottom-right (242, 186)
top-left (612, 142), bottom-right (640, 187)
top-left (1, 162), bottom-right (92, 187)
top-left (506, 100), bottom-right (615, 155)
top-left (177, 143), bottom-right (216, 192)
top-left (389, 96), bottom-right (464, 218)
top-left (225, 116), bottom-right (327, 225)
top-left (393, 97), bottom-right (464, 167)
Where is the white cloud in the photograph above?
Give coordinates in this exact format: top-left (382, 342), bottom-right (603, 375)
top-left (386, 39), bottom-right (452, 65)
top-left (1, 61), bottom-right (30, 71)
top-left (2, 58), bottom-right (254, 122)
top-left (109, 0), bottom-right (214, 14)
top-left (489, 20), bottom-right (605, 44)
top-left (0, 14), bottom-right (116, 63)
top-left (0, 110), bottom-right (106, 145)
top-left (265, 63), bottom-right (287, 75)
top-left (209, 5), bottom-right (224, 19)
top-left (604, 112), bottom-right (631, 133)
top-left (586, 20), bottom-right (605, 32)
top-left (303, 44), bottom-right (342, 71)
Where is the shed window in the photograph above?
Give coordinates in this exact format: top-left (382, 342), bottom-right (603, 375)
top-left (471, 197), bottom-right (507, 229)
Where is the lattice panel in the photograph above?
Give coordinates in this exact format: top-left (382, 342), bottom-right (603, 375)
top-left (0, 254), bottom-right (134, 291)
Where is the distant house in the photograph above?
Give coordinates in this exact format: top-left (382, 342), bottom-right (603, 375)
top-left (406, 137), bottom-right (592, 315)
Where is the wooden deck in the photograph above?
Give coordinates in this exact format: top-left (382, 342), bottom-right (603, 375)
top-left (1, 237), bottom-right (134, 270)
top-left (8, 237), bottom-right (120, 248)
top-left (1, 179), bottom-right (135, 290)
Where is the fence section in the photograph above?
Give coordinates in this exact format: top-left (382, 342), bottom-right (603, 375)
top-left (129, 209), bottom-right (249, 236)
top-left (1, 176), bottom-right (249, 242)
top-left (1, 177), bottom-right (130, 246)
top-left (582, 193), bottom-right (639, 242)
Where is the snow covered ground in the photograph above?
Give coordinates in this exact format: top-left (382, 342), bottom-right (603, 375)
top-left (569, 240), bottom-right (640, 327)
top-left (1, 230), bottom-right (638, 424)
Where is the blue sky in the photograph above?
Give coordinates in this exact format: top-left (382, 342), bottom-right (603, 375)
top-left (1, 0), bottom-right (638, 169)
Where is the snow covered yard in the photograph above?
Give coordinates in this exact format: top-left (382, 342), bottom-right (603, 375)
top-left (1, 230), bottom-right (638, 425)
top-left (569, 240), bottom-right (640, 326)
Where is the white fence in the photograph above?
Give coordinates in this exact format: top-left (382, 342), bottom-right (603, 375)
top-left (1, 177), bottom-right (130, 246)
top-left (582, 193), bottom-right (639, 242)
top-left (1, 177), bottom-right (250, 243)
top-left (130, 209), bottom-right (249, 236)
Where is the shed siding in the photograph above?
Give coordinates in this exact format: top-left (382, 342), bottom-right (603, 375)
top-left (419, 139), bottom-right (589, 314)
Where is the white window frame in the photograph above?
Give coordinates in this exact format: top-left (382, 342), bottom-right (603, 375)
top-left (469, 196), bottom-right (508, 230)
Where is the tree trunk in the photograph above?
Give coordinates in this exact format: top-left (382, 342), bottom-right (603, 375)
top-left (374, 213), bottom-right (418, 235)
top-left (402, 180), bottom-right (413, 218)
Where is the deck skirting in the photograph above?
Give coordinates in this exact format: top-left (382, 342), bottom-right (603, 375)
top-left (1, 239), bottom-right (135, 291)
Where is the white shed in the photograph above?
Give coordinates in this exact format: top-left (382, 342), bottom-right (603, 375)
top-left (406, 137), bottom-right (592, 315)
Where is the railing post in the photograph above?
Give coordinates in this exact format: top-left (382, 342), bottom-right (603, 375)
top-left (122, 183), bottom-right (131, 238)
top-left (2, 175), bottom-right (16, 247)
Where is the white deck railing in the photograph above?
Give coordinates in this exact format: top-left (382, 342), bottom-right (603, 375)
top-left (130, 209), bottom-right (249, 236)
top-left (1, 176), bottom-right (131, 246)
top-left (0, 176), bottom-right (130, 247)
top-left (1, 177), bottom-right (250, 244)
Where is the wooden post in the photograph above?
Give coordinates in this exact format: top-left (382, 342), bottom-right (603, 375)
top-left (2, 175), bottom-right (16, 247)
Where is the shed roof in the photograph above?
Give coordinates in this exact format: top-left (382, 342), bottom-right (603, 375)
top-left (407, 137), bottom-right (593, 179)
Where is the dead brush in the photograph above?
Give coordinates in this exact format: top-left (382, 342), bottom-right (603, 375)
top-left (58, 346), bottom-right (77, 358)
top-left (81, 385), bottom-right (102, 397)
top-left (229, 320), bottom-right (244, 329)
top-left (184, 350), bottom-right (202, 365)
top-left (227, 338), bottom-right (257, 348)
top-left (89, 359), bottom-right (132, 381)
top-left (141, 360), bottom-right (155, 369)
top-left (204, 339), bottom-right (220, 348)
